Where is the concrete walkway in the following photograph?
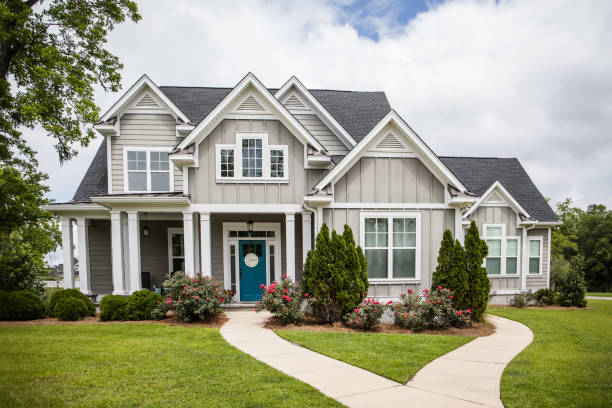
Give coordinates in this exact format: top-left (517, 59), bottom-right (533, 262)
top-left (586, 296), bottom-right (612, 300)
top-left (220, 311), bottom-right (533, 408)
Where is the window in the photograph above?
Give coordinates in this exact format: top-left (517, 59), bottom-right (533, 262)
top-left (362, 213), bottom-right (420, 281)
top-left (529, 238), bottom-right (542, 274)
top-left (216, 133), bottom-right (288, 181)
top-left (230, 244), bottom-right (237, 292)
top-left (168, 229), bottom-right (184, 274)
top-left (269, 245), bottom-right (276, 282)
top-left (483, 225), bottom-right (520, 276)
top-left (124, 147), bottom-right (173, 192)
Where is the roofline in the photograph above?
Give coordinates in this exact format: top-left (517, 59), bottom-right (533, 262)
top-left (463, 180), bottom-right (531, 219)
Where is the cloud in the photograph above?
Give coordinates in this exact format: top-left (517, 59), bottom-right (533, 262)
top-left (27, 0), bottom-right (612, 213)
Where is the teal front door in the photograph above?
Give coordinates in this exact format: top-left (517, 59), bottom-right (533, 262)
top-left (239, 240), bottom-right (266, 302)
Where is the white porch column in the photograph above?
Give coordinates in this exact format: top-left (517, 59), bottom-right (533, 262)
top-left (454, 208), bottom-right (463, 242)
top-left (193, 213), bottom-right (201, 274)
top-left (127, 211), bottom-right (141, 293)
top-left (285, 213), bottom-right (296, 280)
top-left (110, 211), bottom-right (126, 294)
top-left (61, 217), bottom-right (75, 289)
top-left (301, 211), bottom-right (312, 264)
top-left (76, 218), bottom-right (91, 294)
top-left (200, 212), bottom-right (211, 277)
top-left (121, 213), bottom-right (131, 292)
top-left (183, 212), bottom-right (195, 277)
top-left (521, 227), bottom-right (528, 290)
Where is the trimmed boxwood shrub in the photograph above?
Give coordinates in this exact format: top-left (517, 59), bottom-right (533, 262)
top-left (126, 290), bottom-right (163, 320)
top-left (99, 295), bottom-right (128, 321)
top-left (0, 290), bottom-right (46, 320)
top-left (49, 289), bottom-right (95, 317)
top-left (54, 297), bottom-right (89, 321)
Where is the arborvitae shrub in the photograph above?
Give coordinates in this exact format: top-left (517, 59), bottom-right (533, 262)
top-left (49, 289), bottom-right (95, 317)
top-left (54, 297), bottom-right (89, 321)
top-left (432, 230), bottom-right (469, 310)
top-left (558, 256), bottom-right (587, 307)
top-left (464, 221), bottom-right (490, 321)
top-left (99, 295), bottom-right (128, 321)
top-left (126, 290), bottom-right (163, 320)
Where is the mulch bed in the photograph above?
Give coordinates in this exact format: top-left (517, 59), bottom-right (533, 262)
top-left (0, 312), bottom-right (228, 328)
top-left (264, 316), bottom-right (496, 337)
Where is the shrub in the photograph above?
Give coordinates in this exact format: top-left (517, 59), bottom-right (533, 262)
top-left (99, 295), bottom-right (128, 321)
top-left (534, 289), bottom-right (557, 306)
top-left (54, 297), bottom-right (89, 321)
top-left (126, 290), bottom-right (163, 320)
top-left (392, 287), bottom-right (472, 331)
top-left (255, 275), bottom-right (304, 324)
top-left (558, 256), bottom-right (587, 307)
top-left (431, 230), bottom-right (469, 310)
top-left (49, 289), bottom-right (95, 317)
top-left (0, 290), bottom-right (46, 320)
top-left (345, 298), bottom-right (386, 330)
top-left (302, 223), bottom-right (368, 323)
top-left (464, 221), bottom-right (490, 321)
top-left (153, 272), bottom-right (227, 322)
top-left (509, 290), bottom-right (534, 308)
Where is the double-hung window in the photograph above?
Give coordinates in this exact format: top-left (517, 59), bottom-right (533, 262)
top-left (361, 213), bottom-right (420, 281)
top-left (124, 147), bottom-right (173, 192)
top-left (528, 237), bottom-right (542, 274)
top-left (483, 224), bottom-right (520, 276)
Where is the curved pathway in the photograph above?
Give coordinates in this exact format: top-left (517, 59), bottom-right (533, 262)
top-left (220, 311), bottom-right (533, 408)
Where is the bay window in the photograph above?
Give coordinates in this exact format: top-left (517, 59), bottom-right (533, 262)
top-left (124, 147), bottom-right (173, 192)
top-left (482, 224), bottom-right (520, 276)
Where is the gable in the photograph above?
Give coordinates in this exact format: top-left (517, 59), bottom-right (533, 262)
top-left (463, 181), bottom-right (530, 219)
top-left (236, 94), bottom-right (265, 112)
top-left (367, 131), bottom-right (411, 154)
top-left (283, 94), bottom-right (307, 109)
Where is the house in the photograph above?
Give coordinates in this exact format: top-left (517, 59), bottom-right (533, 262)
top-left (47, 73), bottom-right (560, 304)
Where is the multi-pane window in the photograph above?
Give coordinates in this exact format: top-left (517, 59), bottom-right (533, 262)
top-left (127, 151), bottom-right (147, 191)
top-left (149, 151), bottom-right (170, 191)
top-left (168, 230), bottom-right (184, 275)
top-left (363, 214), bottom-right (420, 280)
top-left (220, 149), bottom-right (234, 177)
top-left (483, 225), bottom-right (520, 276)
top-left (270, 149), bottom-right (284, 178)
top-left (242, 138), bottom-right (262, 177)
top-left (269, 245), bottom-right (276, 282)
top-left (529, 238), bottom-right (542, 274)
top-left (126, 149), bottom-right (172, 192)
top-left (230, 244), bottom-right (237, 292)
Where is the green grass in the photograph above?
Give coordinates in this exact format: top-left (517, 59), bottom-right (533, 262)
top-left (275, 330), bottom-right (473, 383)
top-left (490, 299), bottom-right (612, 408)
top-left (586, 292), bottom-right (612, 297)
top-left (0, 324), bottom-right (341, 407)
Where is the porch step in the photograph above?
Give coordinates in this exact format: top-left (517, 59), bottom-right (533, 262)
top-left (222, 302), bottom-right (257, 310)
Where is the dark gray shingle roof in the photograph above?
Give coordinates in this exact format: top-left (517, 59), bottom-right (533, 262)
top-left (71, 138), bottom-right (107, 202)
top-left (440, 157), bottom-right (558, 222)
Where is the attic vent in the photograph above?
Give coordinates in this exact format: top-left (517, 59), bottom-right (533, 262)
top-left (237, 95), bottom-right (264, 111)
top-left (487, 192), bottom-right (504, 203)
top-left (136, 94), bottom-right (159, 108)
top-left (283, 94), bottom-right (306, 109)
top-left (376, 134), bottom-right (404, 150)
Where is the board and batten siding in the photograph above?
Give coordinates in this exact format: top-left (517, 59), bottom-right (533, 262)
top-left (111, 113), bottom-right (183, 193)
top-left (322, 208), bottom-right (455, 298)
top-left (292, 114), bottom-right (348, 156)
top-left (333, 157), bottom-right (445, 204)
top-left (190, 119), bottom-right (325, 203)
top-left (88, 220), bottom-right (112, 293)
top-left (526, 228), bottom-right (549, 290)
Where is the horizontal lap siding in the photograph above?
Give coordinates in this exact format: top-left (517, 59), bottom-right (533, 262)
top-left (526, 228), bottom-right (549, 290)
top-left (88, 220), bottom-right (112, 293)
top-left (293, 114), bottom-right (348, 156)
top-left (140, 220), bottom-right (182, 289)
top-left (112, 113), bottom-right (183, 193)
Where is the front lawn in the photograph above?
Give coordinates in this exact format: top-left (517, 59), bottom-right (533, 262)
top-left (586, 292), bottom-right (612, 297)
top-left (0, 324), bottom-right (341, 407)
top-left (490, 299), bottom-right (612, 408)
top-left (275, 330), bottom-right (473, 383)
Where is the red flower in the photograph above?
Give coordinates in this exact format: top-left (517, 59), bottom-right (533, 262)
top-left (438, 285), bottom-right (443, 290)
top-left (304, 293), bottom-right (309, 297)
top-left (450, 295), bottom-right (453, 299)
top-left (456, 310), bottom-right (463, 316)
top-left (467, 309), bottom-right (472, 314)
top-left (407, 289), bottom-right (413, 294)
top-left (283, 289), bottom-right (288, 294)
top-left (282, 273), bottom-right (287, 279)
top-left (387, 300), bottom-right (393, 305)
top-left (194, 296), bottom-right (199, 300)
top-left (260, 284), bottom-right (265, 289)
top-left (354, 308), bottom-right (359, 313)
top-left (423, 288), bottom-right (429, 293)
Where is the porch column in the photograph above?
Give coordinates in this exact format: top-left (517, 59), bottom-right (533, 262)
top-left (121, 213), bottom-right (131, 292)
top-left (521, 227), bottom-right (528, 290)
top-left (193, 213), bottom-right (200, 274)
top-left (183, 212), bottom-right (195, 277)
top-left (200, 212), bottom-right (211, 277)
top-left (76, 217), bottom-right (91, 294)
top-left (454, 209), bottom-right (463, 242)
top-left (285, 213), bottom-right (296, 280)
top-left (61, 217), bottom-right (75, 289)
top-left (301, 211), bottom-right (312, 264)
top-left (110, 211), bottom-right (126, 294)
top-left (127, 211), bottom-right (141, 293)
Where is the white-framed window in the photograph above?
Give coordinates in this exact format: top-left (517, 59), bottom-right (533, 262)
top-left (482, 224), bottom-right (520, 276)
top-left (215, 132), bottom-right (288, 182)
top-left (528, 237), bottom-right (543, 275)
top-left (360, 212), bottom-right (421, 281)
top-left (167, 228), bottom-right (184, 274)
top-left (123, 146), bottom-right (174, 192)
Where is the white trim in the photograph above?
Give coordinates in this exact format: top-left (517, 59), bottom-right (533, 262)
top-left (189, 203), bottom-right (303, 214)
top-left (200, 213), bottom-right (211, 277)
top-left (482, 223), bottom-right (521, 277)
top-left (285, 213), bottom-right (296, 281)
top-left (454, 208), bottom-right (463, 241)
top-left (61, 217), bottom-right (75, 289)
top-left (76, 218), bottom-right (91, 295)
top-left (127, 211), bottom-right (141, 293)
top-left (493, 289), bottom-right (524, 295)
top-left (106, 135), bottom-right (113, 193)
top-left (464, 181), bottom-right (531, 219)
top-left (167, 227), bottom-right (185, 275)
top-left (182, 165), bottom-right (189, 195)
top-left (547, 228), bottom-right (552, 288)
top-left (362, 152), bottom-right (418, 158)
top-left (329, 202), bottom-right (450, 209)
top-left (527, 236), bottom-right (544, 276)
top-left (302, 211), bottom-right (312, 264)
top-left (314, 110), bottom-right (466, 192)
top-left (183, 212), bottom-right (195, 277)
top-left (519, 220), bottom-right (562, 226)
top-left (122, 146), bottom-right (174, 193)
top-left (359, 211), bottom-right (422, 282)
top-left (110, 211), bottom-right (127, 295)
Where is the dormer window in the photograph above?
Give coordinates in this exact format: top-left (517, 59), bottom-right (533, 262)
top-left (123, 147), bottom-right (173, 192)
top-left (216, 132), bottom-right (288, 182)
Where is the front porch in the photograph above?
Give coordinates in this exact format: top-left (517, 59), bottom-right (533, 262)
top-left (59, 209), bottom-right (313, 302)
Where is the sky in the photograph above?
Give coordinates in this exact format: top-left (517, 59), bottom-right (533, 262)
top-left (25, 0), bottom-right (612, 213)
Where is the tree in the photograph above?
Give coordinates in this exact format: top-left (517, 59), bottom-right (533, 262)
top-left (0, 0), bottom-right (140, 171)
top-left (341, 225), bottom-right (368, 314)
top-left (432, 230), bottom-right (469, 310)
top-left (464, 221), bottom-right (490, 321)
top-left (576, 204), bottom-right (612, 292)
top-left (558, 255), bottom-right (587, 307)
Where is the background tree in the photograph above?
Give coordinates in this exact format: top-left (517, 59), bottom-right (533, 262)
top-left (464, 221), bottom-right (490, 321)
top-left (576, 204), bottom-right (612, 291)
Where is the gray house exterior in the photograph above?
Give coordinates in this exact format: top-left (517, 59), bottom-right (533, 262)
top-left (48, 73), bottom-right (559, 303)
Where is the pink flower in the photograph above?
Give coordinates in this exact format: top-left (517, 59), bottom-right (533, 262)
top-left (467, 309), bottom-right (472, 314)
top-left (438, 285), bottom-right (443, 290)
top-left (354, 308), bottom-right (359, 313)
top-left (260, 284), bottom-right (265, 289)
top-left (387, 300), bottom-right (393, 305)
top-left (184, 286), bottom-right (188, 290)
top-left (423, 288), bottom-right (429, 293)
top-left (283, 289), bottom-right (288, 294)
top-left (282, 273), bottom-right (287, 279)
top-left (194, 296), bottom-right (199, 300)
top-left (450, 295), bottom-right (453, 299)
top-left (407, 289), bottom-right (413, 294)
top-left (304, 293), bottom-right (309, 297)
top-left (456, 310), bottom-right (463, 316)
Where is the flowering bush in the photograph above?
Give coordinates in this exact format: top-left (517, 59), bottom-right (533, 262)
top-left (152, 272), bottom-right (230, 322)
top-left (345, 298), bottom-right (386, 330)
top-left (392, 286), bottom-right (472, 331)
top-left (255, 274), bottom-right (304, 324)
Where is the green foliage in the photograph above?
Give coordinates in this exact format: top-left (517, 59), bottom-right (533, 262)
top-left (0, 290), bottom-right (46, 320)
top-left (345, 298), bottom-right (386, 330)
top-left (509, 290), bottom-right (534, 308)
top-left (255, 276), bottom-right (305, 325)
top-left (99, 295), bottom-right (127, 321)
top-left (552, 198), bottom-right (582, 260)
top-left (431, 230), bottom-right (469, 310)
top-left (54, 297), bottom-right (89, 321)
top-left (126, 290), bottom-right (163, 320)
top-left (533, 289), bottom-right (557, 306)
top-left (464, 221), bottom-right (490, 321)
top-left (558, 256), bottom-right (587, 307)
top-left (550, 253), bottom-right (570, 291)
top-left (48, 288), bottom-right (94, 317)
top-left (302, 223), bottom-right (368, 323)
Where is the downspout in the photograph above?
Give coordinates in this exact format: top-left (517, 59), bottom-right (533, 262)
top-left (302, 202), bottom-right (317, 247)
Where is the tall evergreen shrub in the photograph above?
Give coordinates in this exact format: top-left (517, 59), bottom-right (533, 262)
top-left (464, 221), bottom-right (490, 321)
top-left (432, 230), bottom-right (469, 309)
